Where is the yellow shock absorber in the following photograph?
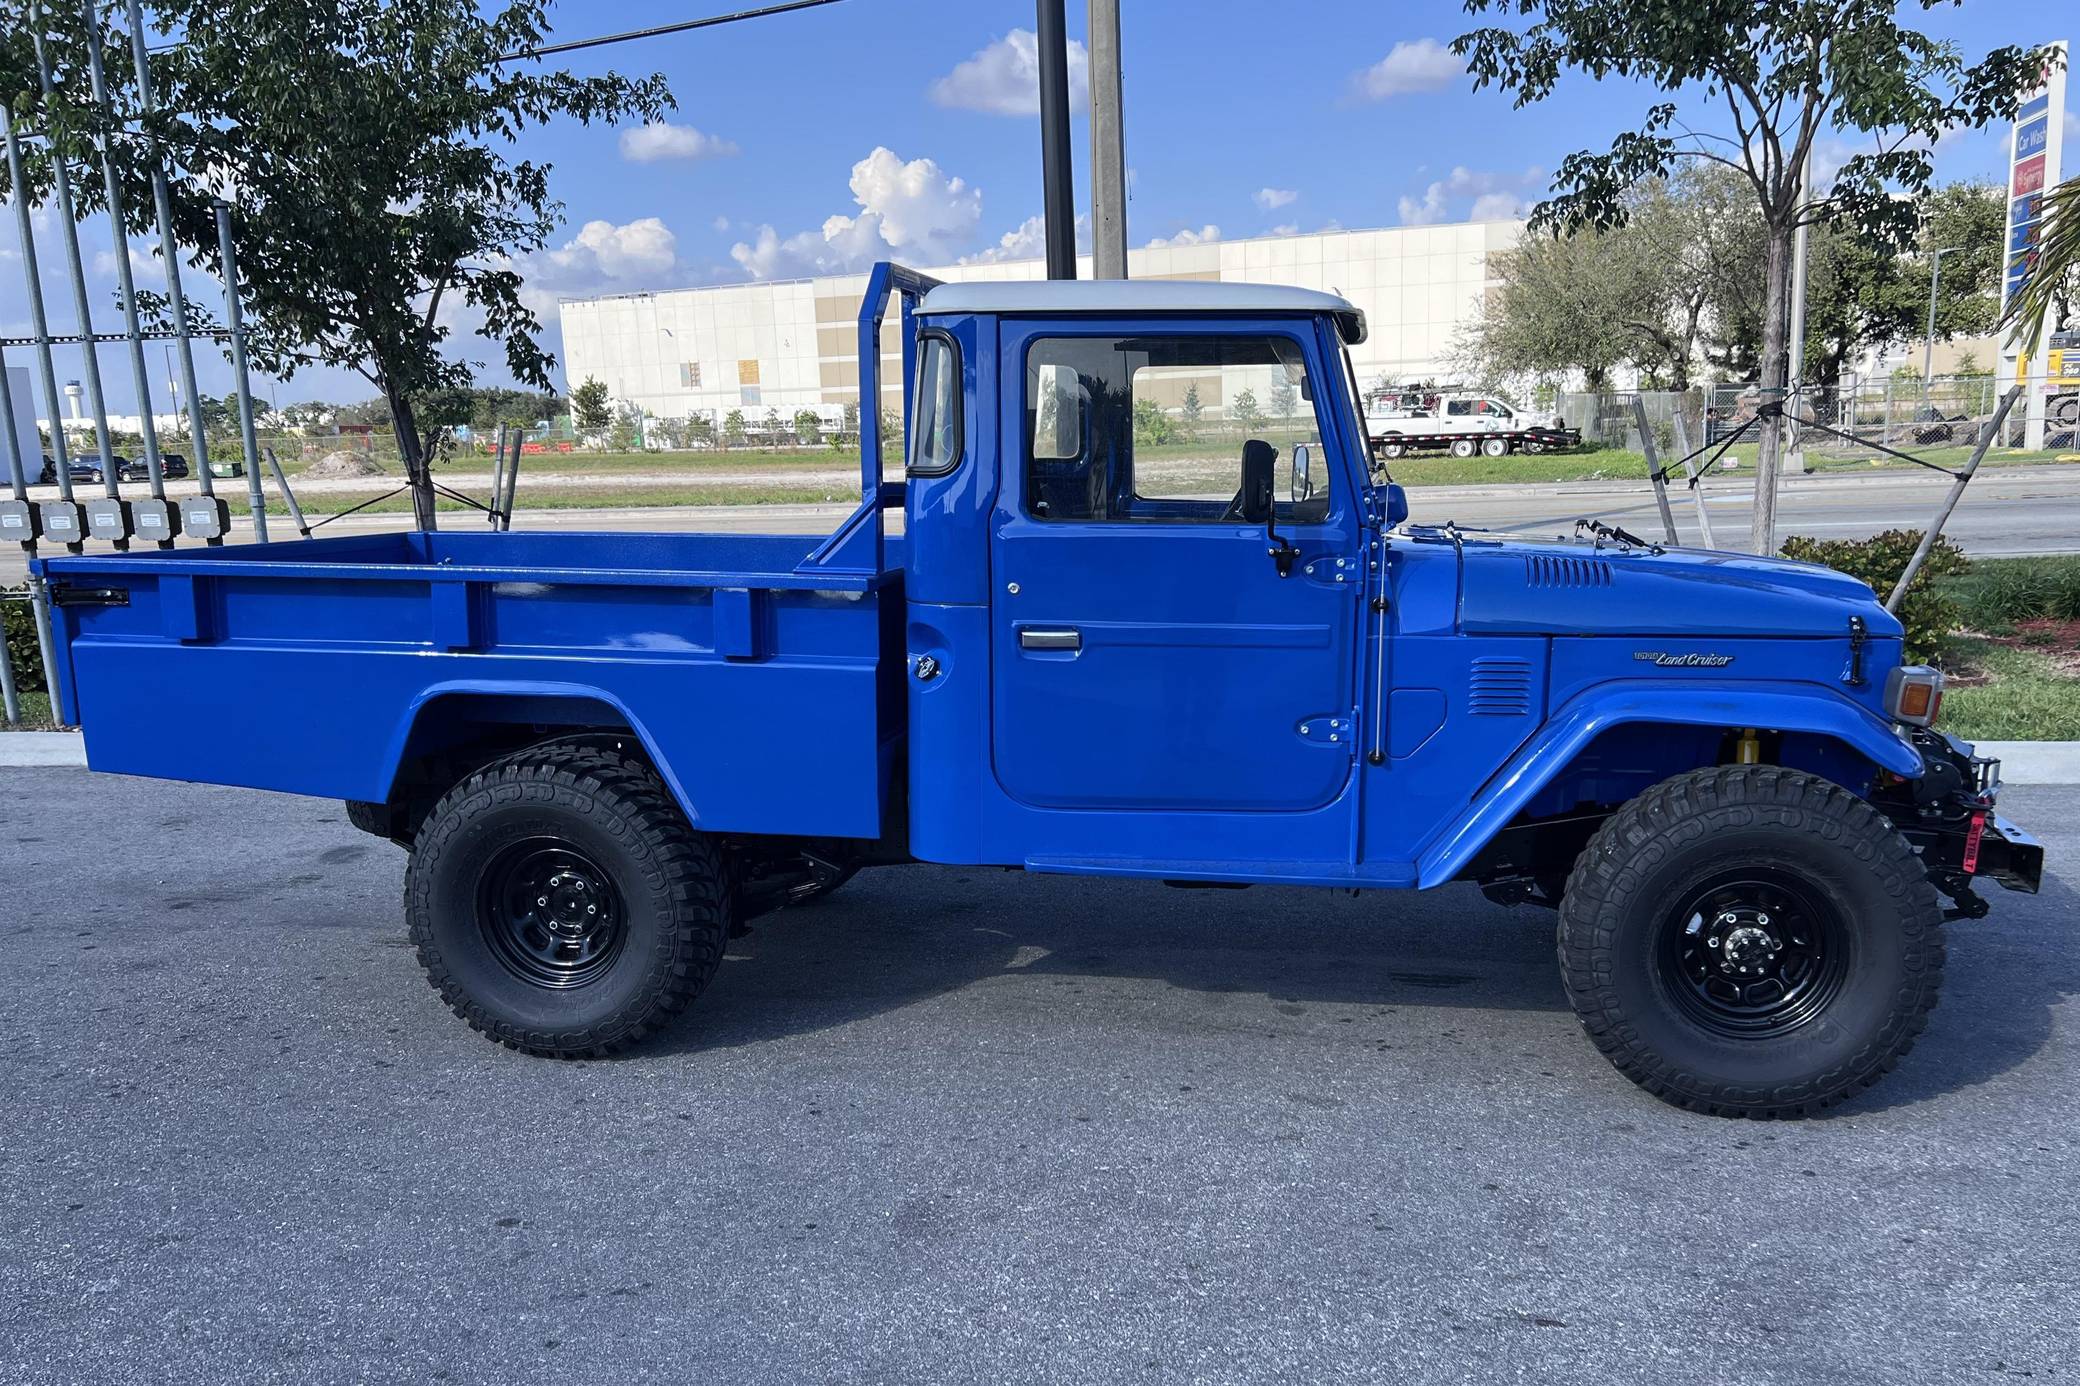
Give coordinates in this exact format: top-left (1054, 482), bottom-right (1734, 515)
top-left (1736, 728), bottom-right (1761, 765)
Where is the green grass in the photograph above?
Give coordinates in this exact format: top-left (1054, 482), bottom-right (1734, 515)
top-left (1937, 638), bottom-right (2080, 741)
top-left (266, 480), bottom-right (857, 519)
top-left (1, 690), bottom-right (55, 730)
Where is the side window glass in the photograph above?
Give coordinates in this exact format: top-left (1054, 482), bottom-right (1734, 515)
top-left (907, 333), bottom-right (962, 476)
top-left (1023, 334), bottom-right (1334, 523)
top-left (1446, 399), bottom-right (1472, 417)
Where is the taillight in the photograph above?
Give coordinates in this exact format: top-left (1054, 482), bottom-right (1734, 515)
top-left (1884, 665), bottom-right (1945, 727)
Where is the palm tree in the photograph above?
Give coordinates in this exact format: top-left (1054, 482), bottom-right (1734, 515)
top-left (2003, 177), bottom-right (2079, 351)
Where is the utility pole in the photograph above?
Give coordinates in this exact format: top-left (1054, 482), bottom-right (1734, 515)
top-left (1783, 141), bottom-right (1813, 481)
top-left (1922, 246), bottom-right (1960, 391)
top-left (1035, 0), bottom-right (1077, 280)
top-left (1088, 0), bottom-right (1127, 279)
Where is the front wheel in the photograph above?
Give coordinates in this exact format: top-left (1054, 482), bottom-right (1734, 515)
top-left (1378, 437), bottom-right (1406, 460)
top-left (1558, 766), bottom-right (1944, 1118)
top-left (406, 742), bottom-right (731, 1056)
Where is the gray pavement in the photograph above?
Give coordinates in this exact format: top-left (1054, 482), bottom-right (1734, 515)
top-left (7, 463), bottom-right (2080, 585)
top-left (1, 769), bottom-right (2075, 1383)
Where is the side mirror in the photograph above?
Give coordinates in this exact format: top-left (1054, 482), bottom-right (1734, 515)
top-left (1289, 443), bottom-right (1315, 504)
top-left (1383, 482), bottom-right (1409, 527)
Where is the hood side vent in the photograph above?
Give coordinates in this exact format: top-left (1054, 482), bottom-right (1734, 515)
top-left (1524, 555), bottom-right (1614, 589)
top-left (1469, 656), bottom-right (1535, 717)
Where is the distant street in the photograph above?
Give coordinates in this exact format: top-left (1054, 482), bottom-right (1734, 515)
top-left (6, 463), bottom-right (2080, 584)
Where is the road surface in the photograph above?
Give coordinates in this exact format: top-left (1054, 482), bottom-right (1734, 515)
top-left (0, 768), bottom-right (2073, 1384)
top-left (7, 463), bottom-right (2080, 585)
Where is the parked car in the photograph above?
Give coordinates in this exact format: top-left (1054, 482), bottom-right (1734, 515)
top-left (116, 452), bottom-right (190, 482)
top-left (34, 265), bottom-right (2044, 1119)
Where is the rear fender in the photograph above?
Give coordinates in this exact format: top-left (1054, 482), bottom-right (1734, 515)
top-left (379, 680), bottom-right (701, 826)
top-left (1415, 678), bottom-right (1921, 888)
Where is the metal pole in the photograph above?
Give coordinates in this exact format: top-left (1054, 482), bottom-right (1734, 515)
top-left (497, 428), bottom-right (522, 530)
top-left (213, 201), bottom-right (270, 542)
top-left (0, 352), bottom-right (34, 724)
top-left (262, 446), bottom-right (310, 537)
top-left (81, 0), bottom-right (169, 522)
top-left (1634, 396), bottom-right (1678, 545)
top-left (488, 422), bottom-right (508, 528)
top-left (0, 596), bottom-right (20, 726)
top-left (1921, 248), bottom-right (1956, 389)
top-left (125, 0), bottom-right (215, 504)
top-left (1885, 386), bottom-right (2022, 613)
top-left (1670, 406), bottom-right (1715, 549)
top-left (29, 5), bottom-right (121, 513)
top-left (1087, 0), bottom-right (1126, 279)
top-left (2, 115), bottom-right (79, 519)
top-left (1034, 0), bottom-right (1076, 280)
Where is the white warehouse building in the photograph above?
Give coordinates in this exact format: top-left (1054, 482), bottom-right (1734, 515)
top-left (557, 218), bottom-right (1524, 429)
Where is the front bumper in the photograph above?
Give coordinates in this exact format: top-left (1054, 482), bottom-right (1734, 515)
top-left (1892, 731), bottom-right (2044, 903)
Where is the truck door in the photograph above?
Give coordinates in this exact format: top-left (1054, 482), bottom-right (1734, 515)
top-left (989, 320), bottom-right (1361, 814)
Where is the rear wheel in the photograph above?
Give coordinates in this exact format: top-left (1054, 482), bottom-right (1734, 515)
top-left (1379, 437), bottom-right (1407, 460)
top-left (1557, 766), bottom-right (1943, 1118)
top-left (1450, 438), bottom-right (1478, 459)
top-left (406, 742), bottom-right (730, 1056)
top-left (1482, 437), bottom-right (1510, 458)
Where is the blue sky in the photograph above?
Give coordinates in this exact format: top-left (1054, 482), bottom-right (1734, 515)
top-left (0, 0), bottom-right (2063, 410)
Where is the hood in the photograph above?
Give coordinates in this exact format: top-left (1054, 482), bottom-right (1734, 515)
top-left (1447, 536), bottom-right (1902, 640)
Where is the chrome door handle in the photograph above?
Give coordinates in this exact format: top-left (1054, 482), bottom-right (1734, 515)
top-left (1018, 627), bottom-right (1082, 651)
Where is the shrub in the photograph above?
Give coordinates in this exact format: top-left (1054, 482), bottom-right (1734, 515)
top-left (1943, 555), bottom-right (2080, 630)
top-left (1779, 529), bottom-right (1967, 665)
top-left (3, 588), bottom-right (47, 693)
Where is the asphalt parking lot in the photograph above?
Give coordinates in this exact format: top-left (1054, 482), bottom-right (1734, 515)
top-left (2, 769), bottom-right (2075, 1384)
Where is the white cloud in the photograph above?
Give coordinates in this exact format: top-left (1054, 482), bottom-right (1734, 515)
top-left (1254, 187), bottom-right (1298, 211)
top-left (1269, 223), bottom-right (1299, 237)
top-left (1399, 167), bottom-right (1541, 225)
top-left (731, 147), bottom-right (983, 278)
top-left (1351, 38), bottom-right (1462, 102)
top-left (513, 216), bottom-right (680, 316)
top-left (91, 242), bottom-right (158, 279)
top-left (1145, 224), bottom-right (1220, 248)
top-left (711, 214), bottom-right (731, 233)
top-left (930, 29), bottom-right (1090, 116)
top-left (960, 212), bottom-right (1091, 265)
top-left (619, 122), bottom-right (739, 164)
top-left (1469, 191), bottom-right (1527, 221)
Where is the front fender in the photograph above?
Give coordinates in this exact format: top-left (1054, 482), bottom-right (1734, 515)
top-left (1414, 678), bottom-right (1920, 889)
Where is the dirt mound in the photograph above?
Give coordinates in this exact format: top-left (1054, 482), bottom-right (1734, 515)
top-left (303, 449), bottom-right (387, 479)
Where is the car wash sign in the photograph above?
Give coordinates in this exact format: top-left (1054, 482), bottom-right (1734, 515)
top-left (2002, 41), bottom-right (2069, 329)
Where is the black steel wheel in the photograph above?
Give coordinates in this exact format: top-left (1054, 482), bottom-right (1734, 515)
top-left (407, 741), bottom-right (731, 1057)
top-left (1658, 872), bottom-right (1850, 1038)
top-left (1558, 765), bottom-right (1944, 1118)
top-left (477, 841), bottom-right (630, 989)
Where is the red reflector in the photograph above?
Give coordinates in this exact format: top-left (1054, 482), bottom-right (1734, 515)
top-left (1962, 811), bottom-right (1987, 874)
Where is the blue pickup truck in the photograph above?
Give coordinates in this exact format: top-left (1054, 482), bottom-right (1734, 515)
top-left (36, 264), bottom-right (2042, 1117)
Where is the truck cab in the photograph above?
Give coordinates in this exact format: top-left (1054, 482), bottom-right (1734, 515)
top-left (34, 264), bottom-right (2043, 1117)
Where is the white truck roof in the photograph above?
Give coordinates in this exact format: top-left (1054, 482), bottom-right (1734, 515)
top-left (916, 280), bottom-right (1365, 340)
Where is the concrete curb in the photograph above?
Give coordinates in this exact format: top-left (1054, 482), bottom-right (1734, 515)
top-left (4, 730), bottom-right (2078, 782)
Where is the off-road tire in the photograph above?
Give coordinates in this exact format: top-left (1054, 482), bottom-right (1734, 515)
top-left (1558, 765), bottom-right (1944, 1118)
top-left (406, 742), bottom-right (730, 1057)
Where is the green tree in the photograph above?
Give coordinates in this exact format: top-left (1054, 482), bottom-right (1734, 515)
top-left (762, 407), bottom-right (784, 448)
top-left (606, 405), bottom-right (643, 453)
top-left (1912, 181), bottom-right (2007, 343)
top-left (793, 408), bottom-right (823, 446)
top-left (569, 378), bottom-right (613, 441)
top-left (1268, 375), bottom-right (1297, 421)
top-left (1181, 383), bottom-right (1203, 426)
top-left (1231, 388), bottom-right (1264, 431)
top-left (1131, 396), bottom-right (1176, 446)
top-left (723, 408), bottom-right (747, 446)
top-left (3, 0), bottom-right (671, 529)
top-left (687, 413), bottom-right (716, 448)
top-left (1458, 2), bottom-right (2043, 551)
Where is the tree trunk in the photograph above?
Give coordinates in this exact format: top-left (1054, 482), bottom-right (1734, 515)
top-left (1751, 224), bottom-right (1793, 556)
top-left (385, 383), bottom-right (439, 532)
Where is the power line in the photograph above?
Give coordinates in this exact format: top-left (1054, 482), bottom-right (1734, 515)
top-left (495, 0), bottom-right (846, 63)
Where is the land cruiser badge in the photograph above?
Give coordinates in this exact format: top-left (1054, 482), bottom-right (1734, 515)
top-left (1634, 651), bottom-right (1736, 668)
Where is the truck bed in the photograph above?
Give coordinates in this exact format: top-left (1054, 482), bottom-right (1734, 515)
top-left (38, 529), bottom-right (904, 839)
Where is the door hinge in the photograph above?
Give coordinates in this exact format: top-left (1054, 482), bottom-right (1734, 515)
top-left (1296, 714), bottom-right (1355, 752)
